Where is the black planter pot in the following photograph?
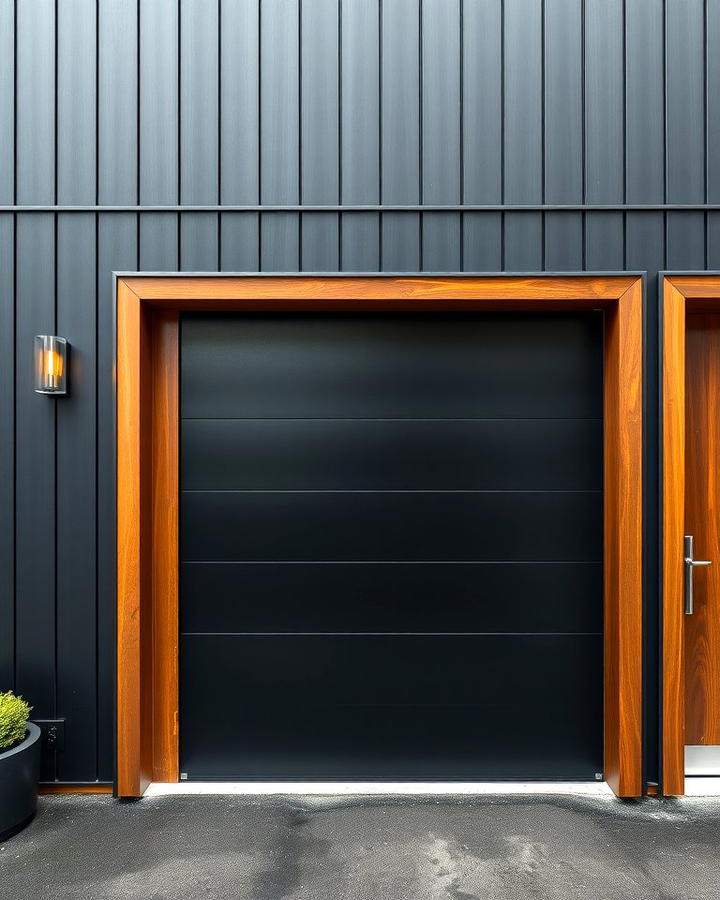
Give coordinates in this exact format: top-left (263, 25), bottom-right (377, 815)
top-left (0, 723), bottom-right (41, 841)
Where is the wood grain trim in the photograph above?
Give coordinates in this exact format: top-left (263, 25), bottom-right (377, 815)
top-left (117, 280), bottom-right (149, 799)
top-left (151, 311), bottom-right (179, 783)
top-left (117, 301), bottom-right (180, 796)
top-left (665, 275), bottom-right (720, 298)
top-left (603, 279), bottom-right (644, 797)
top-left (661, 279), bottom-right (687, 795)
top-left (39, 784), bottom-right (114, 794)
top-left (116, 274), bottom-right (644, 798)
top-left (124, 275), bottom-right (638, 303)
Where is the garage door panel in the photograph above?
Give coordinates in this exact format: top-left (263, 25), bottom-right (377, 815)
top-left (181, 313), bottom-right (602, 419)
top-left (180, 311), bottom-right (604, 780)
top-left (180, 635), bottom-right (602, 779)
top-left (182, 418), bottom-right (602, 491)
top-left (181, 490), bottom-right (602, 562)
top-left (180, 562), bottom-right (603, 634)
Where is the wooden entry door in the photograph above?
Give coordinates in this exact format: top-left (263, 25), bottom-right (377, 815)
top-left (684, 314), bottom-right (720, 765)
top-left (661, 275), bottom-right (720, 794)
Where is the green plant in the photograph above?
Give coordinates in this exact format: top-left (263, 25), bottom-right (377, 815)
top-left (0, 692), bottom-right (32, 751)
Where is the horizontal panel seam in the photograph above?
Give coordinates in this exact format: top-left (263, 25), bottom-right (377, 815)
top-left (179, 560), bottom-right (603, 565)
top-left (180, 417), bottom-right (605, 422)
top-left (6, 203), bottom-right (720, 212)
top-left (179, 632), bottom-right (603, 636)
top-left (185, 488), bottom-right (602, 494)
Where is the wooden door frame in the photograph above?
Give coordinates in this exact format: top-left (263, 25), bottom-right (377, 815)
top-left (115, 273), bottom-right (644, 798)
top-left (661, 273), bottom-right (720, 795)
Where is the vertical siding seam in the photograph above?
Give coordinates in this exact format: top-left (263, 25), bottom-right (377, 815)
top-left (459, 0), bottom-right (464, 272)
top-left (54, 0), bottom-right (58, 209)
top-left (93, 0), bottom-right (100, 780)
top-left (622, 0), bottom-right (627, 269)
top-left (704, 0), bottom-right (708, 266)
top-left (378, 0), bottom-right (383, 270)
top-left (217, 0), bottom-right (222, 270)
top-left (177, 0), bottom-right (182, 266)
top-left (298, 0), bottom-right (303, 271)
top-left (581, 9), bottom-right (586, 272)
top-left (12, 0), bottom-right (16, 207)
top-left (93, 208), bottom-right (99, 780)
top-left (622, 0), bottom-right (627, 207)
top-left (704, 0), bottom-right (708, 206)
top-left (136, 0), bottom-right (140, 260)
top-left (500, 0), bottom-right (505, 270)
top-left (418, 0), bottom-right (423, 271)
top-left (662, 0), bottom-right (667, 206)
top-left (53, 0), bottom-right (59, 779)
top-left (337, 0), bottom-right (343, 271)
top-left (257, 0), bottom-right (262, 268)
top-left (95, 0), bottom-right (99, 209)
top-left (662, 0), bottom-right (668, 268)
top-left (540, 0), bottom-right (545, 271)
top-left (12, 209), bottom-right (17, 692)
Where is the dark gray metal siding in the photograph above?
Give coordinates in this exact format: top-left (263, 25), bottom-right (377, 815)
top-left (0, 0), bottom-right (716, 784)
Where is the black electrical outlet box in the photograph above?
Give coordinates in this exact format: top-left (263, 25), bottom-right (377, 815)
top-left (32, 719), bottom-right (66, 752)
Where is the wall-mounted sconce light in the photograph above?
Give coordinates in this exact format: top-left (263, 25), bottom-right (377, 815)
top-left (34, 335), bottom-right (68, 395)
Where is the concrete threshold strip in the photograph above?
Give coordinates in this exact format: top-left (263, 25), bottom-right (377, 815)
top-left (685, 779), bottom-right (720, 796)
top-left (145, 782), bottom-right (615, 797)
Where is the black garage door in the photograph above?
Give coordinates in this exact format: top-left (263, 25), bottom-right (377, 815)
top-left (179, 312), bottom-right (603, 780)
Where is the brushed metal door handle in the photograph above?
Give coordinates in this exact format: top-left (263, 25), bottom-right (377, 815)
top-left (685, 534), bottom-right (713, 615)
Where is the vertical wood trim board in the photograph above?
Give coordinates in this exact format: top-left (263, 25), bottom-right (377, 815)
top-left (150, 312), bottom-right (180, 783)
top-left (661, 279), bottom-right (686, 796)
top-left (603, 279), bottom-right (644, 797)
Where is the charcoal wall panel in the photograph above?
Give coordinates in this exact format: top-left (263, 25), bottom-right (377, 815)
top-left (544, 0), bottom-right (582, 270)
top-left (57, 0), bottom-right (96, 205)
top-left (96, 214), bottom-right (137, 781)
top-left (180, 0), bottom-right (219, 270)
top-left (421, 0), bottom-right (461, 270)
top-left (301, 0), bottom-right (339, 271)
top-left (16, 0), bottom-right (54, 205)
top-left (462, 0), bottom-right (502, 271)
top-left (503, 0), bottom-right (542, 270)
top-left (625, 0), bottom-right (664, 204)
top-left (138, 0), bottom-right (178, 275)
top-left (260, 0), bottom-right (300, 271)
top-left (341, 0), bottom-right (380, 270)
top-left (709, 1), bottom-right (720, 204)
top-left (381, 0), bottom-right (420, 270)
top-left (584, 0), bottom-right (624, 269)
top-left (666, 0), bottom-right (705, 205)
top-left (0, 0), bottom-right (13, 205)
top-left (98, 0), bottom-right (137, 204)
top-left (220, 0), bottom-right (260, 271)
top-left (56, 214), bottom-right (97, 780)
top-left (15, 216), bottom-right (56, 777)
top-left (55, 29), bottom-right (98, 774)
top-left (0, 215), bottom-right (14, 688)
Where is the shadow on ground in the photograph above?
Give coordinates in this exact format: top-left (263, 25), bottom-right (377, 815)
top-left (1, 793), bottom-right (719, 899)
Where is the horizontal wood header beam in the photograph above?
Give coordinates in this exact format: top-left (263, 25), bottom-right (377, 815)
top-left (123, 275), bottom-right (638, 304)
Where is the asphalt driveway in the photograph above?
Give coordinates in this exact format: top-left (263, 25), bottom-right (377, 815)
top-left (1, 793), bottom-right (719, 899)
